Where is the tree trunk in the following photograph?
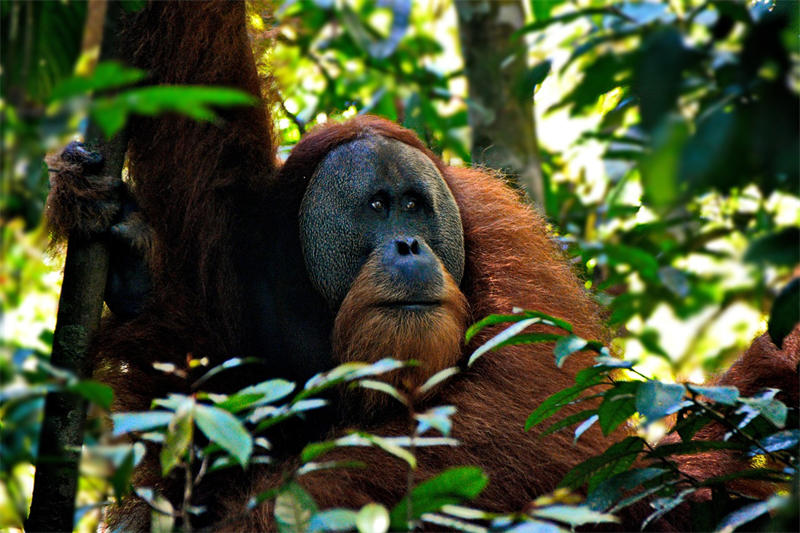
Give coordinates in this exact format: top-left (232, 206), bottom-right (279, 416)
top-left (25, 1), bottom-right (127, 530)
top-left (454, 0), bottom-right (544, 206)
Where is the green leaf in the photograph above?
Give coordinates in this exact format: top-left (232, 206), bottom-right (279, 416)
top-left (641, 489), bottom-right (693, 530)
top-left (194, 403), bottom-right (252, 466)
top-left (674, 412), bottom-right (711, 442)
top-left (68, 380), bottom-right (113, 409)
top-left (635, 381), bottom-right (687, 423)
top-left (573, 414), bottom-right (599, 442)
top-left (418, 367), bottom-right (460, 395)
top-left (468, 318), bottom-right (540, 366)
top-left (554, 335), bottom-right (588, 368)
top-left (465, 310), bottom-right (572, 343)
top-left (355, 503), bottom-right (390, 533)
top-left (744, 228), bottom-right (800, 267)
top-left (299, 359), bottom-right (408, 401)
top-left (111, 411), bottom-right (173, 437)
top-left (687, 384), bottom-right (739, 405)
top-left (49, 62), bottom-right (146, 101)
top-left (598, 381), bottom-right (640, 435)
top-left (359, 433), bottom-right (416, 468)
top-left (275, 482), bottom-right (317, 533)
top-left (526, 367), bottom-right (607, 431)
top-left (415, 406), bottom-right (457, 437)
top-left (650, 440), bottom-right (745, 458)
top-left (738, 391), bottom-right (788, 428)
top-left (356, 380), bottom-right (407, 405)
top-left (90, 85), bottom-right (256, 137)
top-left (586, 467), bottom-right (667, 511)
top-left (516, 60), bottom-right (552, 102)
top-left (389, 467), bottom-right (488, 530)
top-left (717, 495), bottom-right (789, 533)
top-left (747, 429), bottom-right (800, 456)
top-left (192, 357), bottom-right (264, 389)
top-left (160, 404), bottom-right (193, 476)
top-left (514, 8), bottom-right (617, 37)
top-left (529, 505), bottom-right (618, 526)
top-left (559, 437), bottom-right (644, 490)
top-left (541, 409), bottom-right (598, 437)
top-left (768, 277), bottom-right (800, 348)
top-left (308, 509), bottom-right (358, 533)
top-left (531, 0), bottom-right (565, 22)
top-left (640, 116), bottom-right (689, 206)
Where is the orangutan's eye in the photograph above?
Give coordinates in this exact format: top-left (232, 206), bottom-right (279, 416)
top-left (370, 199), bottom-right (385, 212)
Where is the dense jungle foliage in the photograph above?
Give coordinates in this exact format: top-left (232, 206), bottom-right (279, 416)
top-left (1, 0), bottom-right (798, 531)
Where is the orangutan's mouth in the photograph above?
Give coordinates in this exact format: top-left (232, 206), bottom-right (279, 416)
top-left (381, 301), bottom-right (441, 311)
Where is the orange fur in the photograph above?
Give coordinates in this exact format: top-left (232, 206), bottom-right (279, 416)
top-left (333, 253), bottom-right (469, 410)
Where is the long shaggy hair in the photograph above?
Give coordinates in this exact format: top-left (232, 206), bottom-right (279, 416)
top-left (333, 252), bottom-right (469, 410)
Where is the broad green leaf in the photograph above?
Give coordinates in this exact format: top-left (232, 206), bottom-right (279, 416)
top-left (465, 310), bottom-right (572, 343)
top-left (586, 467), bottom-right (667, 511)
top-left (49, 62), bottom-right (146, 101)
top-left (467, 318), bottom-right (562, 366)
top-left (767, 277), bottom-right (800, 348)
top-left (390, 467), bottom-right (488, 530)
top-left (68, 380), bottom-right (113, 409)
top-left (516, 60), bottom-right (552, 102)
top-left (355, 503), bottom-right (390, 533)
top-left (716, 495), bottom-right (789, 533)
top-left (598, 381), bottom-right (640, 435)
top-left (673, 411), bottom-right (711, 442)
top-left (554, 335), bottom-right (588, 368)
top-left (687, 385), bottom-right (739, 405)
top-left (160, 404), bottom-right (193, 476)
top-left (529, 505), bottom-right (618, 526)
top-left (275, 482), bottom-right (317, 533)
top-left (90, 85), bottom-right (256, 137)
top-left (194, 403), bottom-right (252, 466)
top-left (531, 0), bottom-right (565, 23)
top-left (308, 509), bottom-right (358, 533)
top-left (635, 381), bottom-right (687, 423)
top-left (559, 437), bottom-right (644, 490)
top-left (541, 409), bottom-right (598, 437)
top-left (526, 367), bottom-right (607, 431)
top-left (737, 391), bottom-right (787, 428)
top-left (747, 429), bottom-right (800, 456)
top-left (650, 440), bottom-right (746, 458)
top-left (112, 411), bottom-right (173, 437)
top-left (744, 228), bottom-right (800, 267)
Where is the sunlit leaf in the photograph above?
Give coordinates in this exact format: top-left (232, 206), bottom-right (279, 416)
top-left (390, 467), bottom-right (488, 530)
top-left (194, 403), bottom-right (252, 466)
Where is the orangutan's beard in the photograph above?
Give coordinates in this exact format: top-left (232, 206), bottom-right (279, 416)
top-left (332, 254), bottom-right (469, 412)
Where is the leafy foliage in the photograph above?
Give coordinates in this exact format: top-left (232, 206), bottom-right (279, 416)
top-left (1, 0), bottom-right (797, 531)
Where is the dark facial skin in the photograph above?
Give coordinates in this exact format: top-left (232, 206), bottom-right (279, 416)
top-left (299, 136), bottom-right (465, 310)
